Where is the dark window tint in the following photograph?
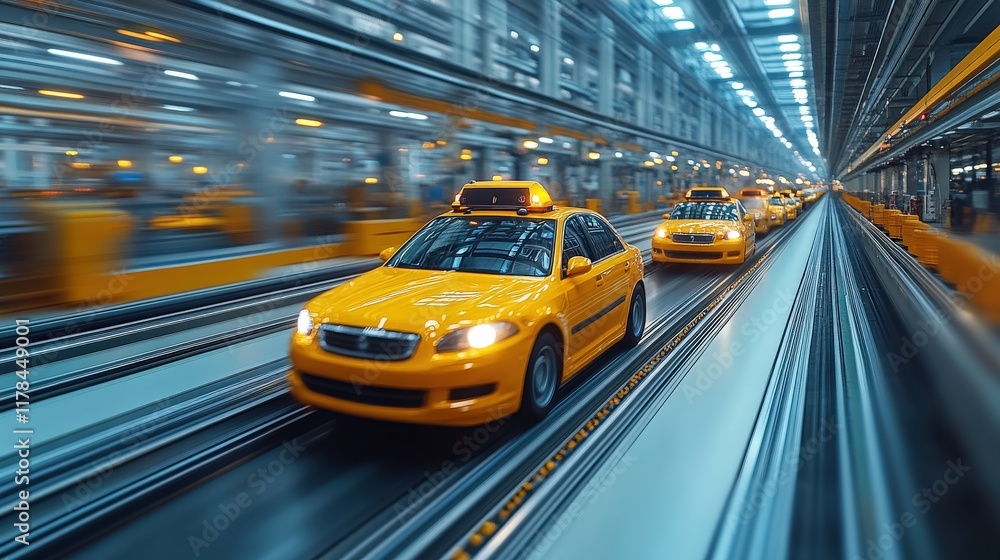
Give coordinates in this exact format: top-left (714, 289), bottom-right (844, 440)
top-left (579, 214), bottom-right (624, 260)
top-left (562, 217), bottom-right (593, 270)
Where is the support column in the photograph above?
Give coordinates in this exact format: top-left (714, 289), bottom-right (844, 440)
top-left (479, 0), bottom-right (506, 77)
top-left (599, 160), bottom-right (613, 212)
top-left (637, 46), bottom-right (652, 128)
top-left (3, 134), bottom-right (24, 189)
top-left (540, 0), bottom-right (561, 98)
top-left (453, 0), bottom-right (476, 68)
top-left (597, 14), bottom-right (615, 118)
top-left (222, 52), bottom-right (288, 242)
top-left (32, 144), bottom-right (52, 189)
top-left (933, 151), bottom-right (950, 219)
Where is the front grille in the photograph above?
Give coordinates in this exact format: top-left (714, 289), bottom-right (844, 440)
top-left (319, 324), bottom-right (420, 361)
top-left (665, 251), bottom-right (723, 260)
top-left (671, 233), bottom-right (715, 244)
top-left (300, 373), bottom-right (425, 408)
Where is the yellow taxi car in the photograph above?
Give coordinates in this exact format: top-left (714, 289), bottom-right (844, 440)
top-left (737, 188), bottom-right (782, 234)
top-left (780, 189), bottom-right (803, 212)
top-left (651, 187), bottom-right (757, 265)
top-left (289, 181), bottom-right (646, 426)
top-left (776, 193), bottom-right (798, 220)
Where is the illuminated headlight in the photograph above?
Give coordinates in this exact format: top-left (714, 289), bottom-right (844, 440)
top-left (725, 230), bottom-right (742, 240)
top-left (296, 309), bottom-right (315, 336)
top-left (437, 322), bottom-right (519, 353)
top-left (656, 229), bottom-right (668, 238)
top-left (771, 214), bottom-right (778, 220)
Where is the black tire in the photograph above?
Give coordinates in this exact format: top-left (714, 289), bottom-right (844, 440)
top-left (622, 284), bottom-right (646, 348)
top-left (519, 332), bottom-right (562, 421)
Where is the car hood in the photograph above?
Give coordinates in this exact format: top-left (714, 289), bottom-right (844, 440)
top-left (658, 220), bottom-right (740, 234)
top-left (306, 267), bottom-right (552, 334)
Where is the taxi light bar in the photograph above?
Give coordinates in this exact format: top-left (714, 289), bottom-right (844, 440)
top-left (685, 187), bottom-right (731, 201)
top-left (451, 180), bottom-right (555, 213)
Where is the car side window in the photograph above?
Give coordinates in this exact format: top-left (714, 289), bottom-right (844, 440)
top-left (579, 214), bottom-right (624, 261)
top-left (562, 217), bottom-right (594, 271)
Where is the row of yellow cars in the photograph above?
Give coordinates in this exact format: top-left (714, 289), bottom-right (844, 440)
top-left (650, 186), bottom-right (812, 265)
top-left (287, 180), bottom-right (817, 426)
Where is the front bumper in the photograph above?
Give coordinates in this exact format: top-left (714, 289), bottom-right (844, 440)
top-left (651, 236), bottom-right (746, 264)
top-left (289, 333), bottom-right (532, 426)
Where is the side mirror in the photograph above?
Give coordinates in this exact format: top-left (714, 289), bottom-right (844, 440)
top-left (565, 256), bottom-right (593, 277)
top-left (662, 212), bottom-right (672, 219)
top-left (379, 247), bottom-right (397, 262)
top-left (744, 214), bottom-right (754, 223)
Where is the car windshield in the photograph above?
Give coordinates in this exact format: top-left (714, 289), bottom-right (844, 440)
top-left (770, 197), bottom-right (783, 205)
top-left (669, 202), bottom-right (739, 222)
top-left (785, 199), bottom-right (796, 206)
top-left (740, 197), bottom-right (766, 210)
top-left (387, 216), bottom-right (556, 277)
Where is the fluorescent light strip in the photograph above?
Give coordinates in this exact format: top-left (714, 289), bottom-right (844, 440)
top-left (164, 70), bottom-right (198, 80)
top-left (279, 91), bottom-right (315, 102)
top-left (48, 48), bottom-right (122, 65)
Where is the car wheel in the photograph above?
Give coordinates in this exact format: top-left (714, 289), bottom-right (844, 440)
top-left (622, 284), bottom-right (646, 347)
top-left (520, 332), bottom-right (561, 421)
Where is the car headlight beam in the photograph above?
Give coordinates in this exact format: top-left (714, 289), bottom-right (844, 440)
top-left (656, 229), bottom-right (668, 238)
top-left (726, 230), bottom-right (742, 240)
top-left (437, 321), bottom-right (519, 353)
top-left (297, 309), bottom-right (315, 335)
top-left (467, 324), bottom-right (497, 348)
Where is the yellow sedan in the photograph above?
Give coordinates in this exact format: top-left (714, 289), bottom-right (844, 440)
top-left (289, 181), bottom-right (646, 426)
top-left (652, 190), bottom-right (757, 265)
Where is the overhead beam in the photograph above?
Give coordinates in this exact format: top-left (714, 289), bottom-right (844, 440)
top-left (847, 22), bottom-right (1000, 174)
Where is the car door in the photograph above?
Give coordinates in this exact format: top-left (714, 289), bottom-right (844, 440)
top-left (578, 213), bottom-right (631, 330)
top-left (560, 215), bottom-right (614, 374)
top-left (736, 201), bottom-right (756, 250)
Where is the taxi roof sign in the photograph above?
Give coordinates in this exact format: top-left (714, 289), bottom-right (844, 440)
top-left (685, 187), bottom-right (730, 201)
top-left (738, 188), bottom-right (768, 198)
top-left (452, 180), bottom-right (554, 213)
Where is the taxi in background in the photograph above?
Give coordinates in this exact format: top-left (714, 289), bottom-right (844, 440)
top-left (737, 188), bottom-right (782, 234)
top-left (289, 181), bottom-right (646, 426)
top-left (651, 187), bottom-right (757, 265)
top-left (776, 193), bottom-right (798, 220)
top-left (780, 189), bottom-right (803, 212)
